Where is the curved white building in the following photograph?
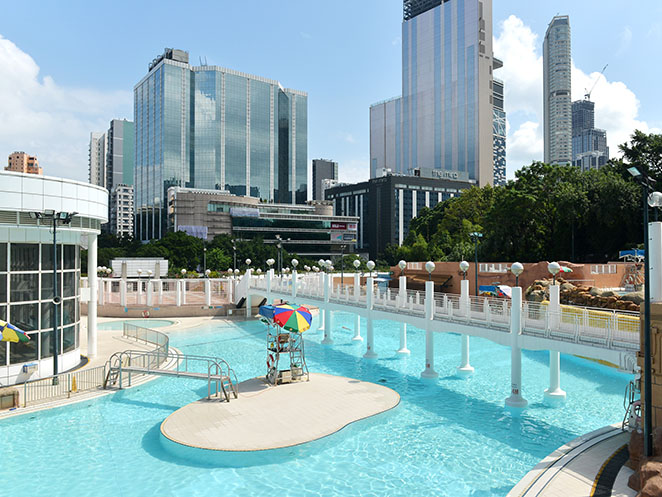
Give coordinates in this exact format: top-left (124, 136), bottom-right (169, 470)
top-left (0, 171), bottom-right (107, 386)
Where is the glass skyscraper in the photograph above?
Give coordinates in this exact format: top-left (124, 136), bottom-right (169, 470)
top-left (370, 0), bottom-right (501, 187)
top-left (134, 49), bottom-right (307, 240)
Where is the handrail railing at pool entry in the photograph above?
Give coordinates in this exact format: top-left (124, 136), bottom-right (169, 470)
top-left (104, 348), bottom-right (239, 402)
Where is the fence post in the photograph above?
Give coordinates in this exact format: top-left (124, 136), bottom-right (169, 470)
top-left (364, 277), bottom-right (377, 359)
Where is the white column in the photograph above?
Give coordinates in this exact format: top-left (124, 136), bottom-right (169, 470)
top-left (137, 278), bottom-right (143, 305)
top-left (322, 273), bottom-right (333, 344)
top-left (398, 189), bottom-right (404, 246)
top-left (98, 278), bottom-right (105, 306)
top-left (292, 269), bottom-right (297, 299)
top-left (182, 279), bottom-right (187, 305)
top-left (176, 280), bottom-right (182, 307)
top-left (505, 286), bottom-right (527, 408)
top-left (650, 222), bottom-right (662, 301)
top-left (364, 276), bottom-right (377, 359)
top-left (457, 279), bottom-right (474, 376)
top-left (119, 279), bottom-right (126, 307)
top-left (205, 279), bottom-right (211, 307)
top-left (245, 269), bottom-right (253, 317)
top-left (352, 272), bottom-right (363, 341)
top-left (146, 280), bottom-right (153, 307)
top-left (158, 280), bottom-right (163, 305)
top-left (87, 233), bottom-right (98, 358)
top-left (421, 280), bottom-right (438, 378)
top-left (397, 276), bottom-right (410, 354)
top-left (544, 284), bottom-right (566, 404)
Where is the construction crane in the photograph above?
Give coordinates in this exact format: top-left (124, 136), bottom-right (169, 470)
top-left (584, 64), bottom-right (608, 100)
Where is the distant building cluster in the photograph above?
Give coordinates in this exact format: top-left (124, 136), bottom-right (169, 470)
top-left (74, 1), bottom-right (615, 261)
top-left (6, 151), bottom-right (42, 175)
top-left (543, 15), bottom-right (609, 170)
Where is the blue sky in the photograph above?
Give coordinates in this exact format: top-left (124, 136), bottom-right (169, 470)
top-left (0, 0), bottom-right (659, 186)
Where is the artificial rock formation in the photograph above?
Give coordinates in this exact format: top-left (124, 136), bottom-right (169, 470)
top-left (524, 278), bottom-right (641, 312)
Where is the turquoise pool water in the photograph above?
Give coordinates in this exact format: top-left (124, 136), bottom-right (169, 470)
top-left (97, 319), bottom-right (175, 331)
top-left (0, 314), bottom-right (631, 496)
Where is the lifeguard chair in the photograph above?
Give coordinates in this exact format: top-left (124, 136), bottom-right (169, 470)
top-left (259, 303), bottom-right (310, 385)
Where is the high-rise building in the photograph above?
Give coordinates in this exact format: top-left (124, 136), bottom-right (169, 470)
top-left (572, 99), bottom-right (608, 171)
top-left (543, 15), bottom-right (572, 165)
top-left (89, 120), bottom-right (135, 237)
top-left (134, 48), bottom-right (308, 241)
top-left (370, 0), bottom-right (501, 187)
top-left (493, 75), bottom-right (506, 186)
top-left (106, 119), bottom-right (134, 190)
top-left (88, 132), bottom-right (107, 187)
top-left (312, 159), bottom-right (338, 200)
top-left (6, 152), bottom-right (42, 175)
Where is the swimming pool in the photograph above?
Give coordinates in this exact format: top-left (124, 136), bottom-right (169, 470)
top-left (97, 319), bottom-right (175, 331)
top-left (0, 313), bottom-right (631, 496)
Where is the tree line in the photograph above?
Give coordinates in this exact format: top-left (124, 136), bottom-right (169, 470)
top-left (381, 131), bottom-right (662, 265)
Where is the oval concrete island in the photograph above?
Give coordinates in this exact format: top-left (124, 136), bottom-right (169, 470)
top-left (161, 373), bottom-right (400, 453)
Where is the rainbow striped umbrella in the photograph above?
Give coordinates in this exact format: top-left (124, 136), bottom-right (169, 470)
top-left (0, 320), bottom-right (30, 343)
top-left (272, 304), bottom-right (312, 333)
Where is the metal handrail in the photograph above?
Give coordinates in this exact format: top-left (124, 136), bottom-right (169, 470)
top-left (22, 365), bottom-right (107, 408)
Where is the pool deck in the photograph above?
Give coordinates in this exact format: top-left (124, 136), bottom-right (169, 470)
top-left (160, 373), bottom-right (400, 452)
top-left (507, 424), bottom-right (636, 497)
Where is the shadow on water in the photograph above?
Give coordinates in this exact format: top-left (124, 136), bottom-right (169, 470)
top-left (299, 336), bottom-right (580, 458)
top-left (110, 389), bottom-right (182, 412)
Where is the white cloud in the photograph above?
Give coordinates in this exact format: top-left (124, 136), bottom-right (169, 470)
top-left (616, 26), bottom-right (632, 56)
top-left (0, 34), bottom-right (131, 182)
top-left (493, 15), bottom-right (654, 176)
top-left (338, 158), bottom-right (370, 184)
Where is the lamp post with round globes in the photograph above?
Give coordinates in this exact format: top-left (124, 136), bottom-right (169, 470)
top-left (231, 239), bottom-right (237, 273)
top-left (205, 269), bottom-right (211, 278)
top-left (425, 261), bottom-right (435, 281)
top-left (398, 260), bottom-right (407, 277)
top-left (291, 259), bottom-right (298, 270)
top-left (267, 258), bottom-right (275, 274)
top-left (548, 261), bottom-right (561, 285)
top-left (459, 260), bottom-right (469, 280)
top-left (203, 246), bottom-right (207, 275)
top-left (245, 258), bottom-right (251, 271)
top-left (511, 262), bottom-right (524, 287)
top-left (627, 164), bottom-right (662, 457)
top-left (366, 260), bottom-right (375, 278)
top-left (353, 259), bottom-right (361, 273)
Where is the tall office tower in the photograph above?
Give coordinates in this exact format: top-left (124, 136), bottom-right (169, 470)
top-left (572, 99), bottom-right (609, 171)
top-left (106, 119), bottom-right (134, 190)
top-left (134, 48), bottom-right (307, 240)
top-left (105, 119), bottom-right (135, 237)
top-left (370, 0), bottom-right (500, 186)
top-left (492, 76), bottom-right (506, 186)
top-left (6, 151), bottom-right (43, 175)
top-left (543, 15), bottom-right (572, 165)
top-left (312, 159), bottom-right (338, 200)
top-left (89, 132), bottom-right (107, 187)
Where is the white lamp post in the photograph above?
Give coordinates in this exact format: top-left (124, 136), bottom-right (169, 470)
top-left (459, 260), bottom-right (469, 280)
top-left (511, 262), bottom-right (524, 287)
top-left (366, 260), bottom-right (375, 278)
top-left (548, 261), bottom-right (560, 285)
top-left (205, 269), bottom-right (211, 277)
top-left (180, 269), bottom-right (186, 277)
top-left (291, 259), bottom-right (299, 268)
top-left (398, 260), bottom-right (407, 277)
top-left (353, 259), bottom-right (361, 271)
top-left (425, 261), bottom-right (435, 281)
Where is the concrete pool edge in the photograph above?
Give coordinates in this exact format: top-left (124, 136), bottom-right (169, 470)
top-left (159, 373), bottom-right (401, 460)
top-left (507, 423), bottom-right (634, 497)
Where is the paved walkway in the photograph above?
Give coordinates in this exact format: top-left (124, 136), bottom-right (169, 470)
top-left (161, 373), bottom-right (400, 451)
top-left (507, 425), bottom-right (636, 497)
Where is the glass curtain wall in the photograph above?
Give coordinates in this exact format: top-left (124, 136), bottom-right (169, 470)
top-left (0, 242), bottom-right (80, 367)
